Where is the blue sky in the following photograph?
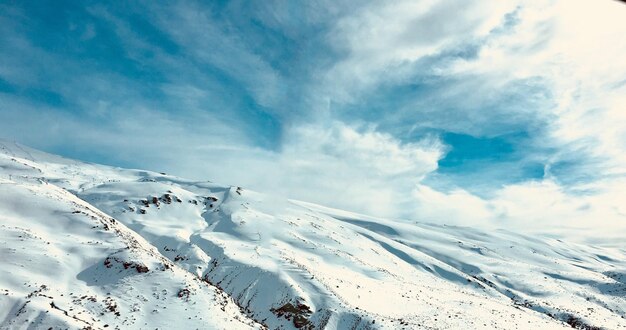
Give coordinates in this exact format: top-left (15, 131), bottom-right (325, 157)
top-left (1, 0), bottom-right (626, 240)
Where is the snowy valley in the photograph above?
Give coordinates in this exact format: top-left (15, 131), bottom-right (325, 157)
top-left (0, 140), bottom-right (625, 330)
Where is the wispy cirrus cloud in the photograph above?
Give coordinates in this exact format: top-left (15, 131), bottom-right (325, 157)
top-left (1, 0), bottom-right (625, 242)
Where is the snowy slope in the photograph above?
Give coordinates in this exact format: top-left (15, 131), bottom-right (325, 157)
top-left (0, 149), bottom-right (262, 329)
top-left (1, 140), bottom-right (625, 329)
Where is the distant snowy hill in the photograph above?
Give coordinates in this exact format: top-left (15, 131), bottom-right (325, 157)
top-left (1, 140), bottom-right (625, 329)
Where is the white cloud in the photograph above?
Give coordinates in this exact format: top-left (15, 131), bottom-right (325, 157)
top-left (2, 0), bottom-right (626, 243)
top-left (141, 2), bottom-right (287, 112)
top-left (283, 122), bottom-right (442, 177)
top-left (410, 179), bottom-right (626, 246)
top-left (320, 0), bottom-right (626, 182)
top-left (411, 184), bottom-right (493, 227)
top-left (272, 122), bottom-right (444, 217)
top-left (162, 121), bottom-right (445, 218)
top-left (441, 0), bottom-right (626, 179)
top-left (0, 99), bottom-right (445, 219)
top-left (300, 0), bottom-right (626, 244)
top-left (322, 0), bottom-right (518, 103)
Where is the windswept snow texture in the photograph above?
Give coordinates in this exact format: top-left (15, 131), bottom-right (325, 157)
top-left (1, 140), bottom-right (625, 329)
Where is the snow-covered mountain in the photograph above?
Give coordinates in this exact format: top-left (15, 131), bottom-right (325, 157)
top-left (1, 140), bottom-right (625, 330)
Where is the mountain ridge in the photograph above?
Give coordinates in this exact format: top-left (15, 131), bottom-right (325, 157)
top-left (1, 140), bottom-right (625, 329)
